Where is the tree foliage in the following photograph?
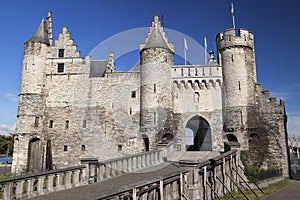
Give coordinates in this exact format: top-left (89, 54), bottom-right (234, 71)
top-left (0, 135), bottom-right (13, 155)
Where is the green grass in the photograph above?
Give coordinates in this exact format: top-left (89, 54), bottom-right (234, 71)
top-left (0, 173), bottom-right (13, 179)
top-left (219, 179), bottom-right (294, 200)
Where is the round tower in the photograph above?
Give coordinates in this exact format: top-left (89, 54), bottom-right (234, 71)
top-left (13, 18), bottom-right (50, 174)
top-left (216, 28), bottom-right (257, 144)
top-left (140, 16), bottom-right (174, 149)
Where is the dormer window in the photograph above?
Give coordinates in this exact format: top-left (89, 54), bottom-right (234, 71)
top-left (57, 63), bottom-right (64, 73)
top-left (58, 49), bottom-right (64, 58)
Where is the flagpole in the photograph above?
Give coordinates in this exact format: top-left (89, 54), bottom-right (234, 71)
top-left (184, 38), bottom-right (188, 66)
top-left (231, 3), bottom-right (236, 29)
top-left (184, 47), bottom-right (186, 66)
top-left (204, 36), bottom-right (207, 64)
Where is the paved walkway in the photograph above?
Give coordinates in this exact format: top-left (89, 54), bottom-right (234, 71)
top-left (263, 180), bottom-right (300, 200)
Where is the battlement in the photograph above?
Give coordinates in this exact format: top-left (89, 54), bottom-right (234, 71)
top-left (256, 84), bottom-right (285, 108)
top-left (216, 28), bottom-right (254, 51)
top-left (172, 65), bottom-right (222, 79)
top-left (172, 78), bottom-right (222, 90)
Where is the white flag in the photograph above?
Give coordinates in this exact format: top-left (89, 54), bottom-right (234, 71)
top-left (204, 36), bottom-right (207, 50)
top-left (231, 3), bottom-right (234, 15)
top-left (184, 38), bottom-right (188, 51)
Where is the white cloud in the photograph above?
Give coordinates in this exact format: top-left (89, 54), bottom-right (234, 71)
top-left (287, 116), bottom-right (300, 138)
top-left (0, 124), bottom-right (15, 135)
top-left (5, 92), bottom-right (18, 103)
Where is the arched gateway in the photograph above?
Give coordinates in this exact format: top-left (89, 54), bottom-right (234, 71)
top-left (185, 116), bottom-right (212, 151)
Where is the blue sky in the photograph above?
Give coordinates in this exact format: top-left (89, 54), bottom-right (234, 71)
top-left (0, 0), bottom-right (300, 137)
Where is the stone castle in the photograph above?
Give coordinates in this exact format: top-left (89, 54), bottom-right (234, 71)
top-left (12, 11), bottom-right (289, 176)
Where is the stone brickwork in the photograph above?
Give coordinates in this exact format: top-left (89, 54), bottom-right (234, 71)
top-left (12, 12), bottom-right (289, 178)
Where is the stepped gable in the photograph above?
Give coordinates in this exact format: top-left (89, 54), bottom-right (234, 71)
top-left (140, 16), bottom-right (173, 52)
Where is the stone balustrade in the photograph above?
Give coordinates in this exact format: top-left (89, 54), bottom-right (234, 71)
top-left (0, 150), bottom-right (164, 199)
top-left (0, 165), bottom-right (86, 200)
top-left (82, 150), bottom-right (164, 183)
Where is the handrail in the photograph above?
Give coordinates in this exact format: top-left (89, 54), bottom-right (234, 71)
top-left (238, 164), bottom-right (264, 194)
top-left (232, 167), bottom-right (259, 197)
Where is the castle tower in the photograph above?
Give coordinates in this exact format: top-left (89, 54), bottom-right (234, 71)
top-left (140, 16), bottom-right (174, 150)
top-left (216, 28), bottom-right (257, 147)
top-left (12, 18), bottom-right (51, 174)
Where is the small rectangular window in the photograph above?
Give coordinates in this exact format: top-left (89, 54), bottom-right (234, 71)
top-left (81, 145), bottom-right (86, 151)
top-left (129, 107), bottom-right (132, 115)
top-left (65, 120), bottom-right (69, 129)
top-left (118, 145), bottom-right (122, 152)
top-left (64, 145), bottom-right (68, 151)
top-left (57, 63), bottom-right (64, 73)
top-left (58, 49), bottom-right (64, 58)
top-left (34, 117), bottom-right (39, 127)
top-left (154, 84), bottom-right (156, 93)
top-left (49, 120), bottom-right (53, 128)
top-left (131, 91), bottom-right (136, 98)
top-left (82, 120), bottom-right (87, 128)
top-left (238, 81), bottom-right (241, 90)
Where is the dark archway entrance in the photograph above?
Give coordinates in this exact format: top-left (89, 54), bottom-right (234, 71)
top-left (27, 138), bottom-right (42, 173)
top-left (141, 134), bottom-right (149, 151)
top-left (185, 116), bottom-right (212, 151)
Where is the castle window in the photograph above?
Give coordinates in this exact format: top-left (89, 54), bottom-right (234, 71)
top-left (34, 117), bottom-right (39, 127)
top-left (202, 68), bottom-right (205, 76)
top-left (82, 120), bottom-right (87, 128)
top-left (131, 91), bottom-right (136, 98)
top-left (58, 49), bottom-right (64, 58)
top-left (81, 145), bottom-right (86, 151)
top-left (129, 107), bottom-right (132, 115)
top-left (118, 145), bottom-right (122, 152)
top-left (57, 63), bottom-right (64, 73)
top-left (49, 120), bottom-right (53, 128)
top-left (188, 68), bottom-right (191, 76)
top-left (154, 84), bottom-right (156, 93)
top-left (65, 120), bottom-right (69, 129)
top-left (181, 68), bottom-right (184, 76)
top-left (231, 55), bottom-right (234, 62)
top-left (238, 81), bottom-right (241, 90)
top-left (63, 145), bottom-right (68, 151)
top-left (194, 92), bottom-right (200, 102)
top-left (195, 68), bottom-right (198, 76)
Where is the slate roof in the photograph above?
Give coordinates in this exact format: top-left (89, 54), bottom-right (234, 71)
top-left (89, 60), bottom-right (107, 77)
top-left (25, 20), bottom-right (50, 45)
top-left (142, 24), bottom-right (172, 51)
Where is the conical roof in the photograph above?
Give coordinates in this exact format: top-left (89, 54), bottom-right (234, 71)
top-left (25, 20), bottom-right (50, 45)
top-left (141, 16), bottom-right (173, 51)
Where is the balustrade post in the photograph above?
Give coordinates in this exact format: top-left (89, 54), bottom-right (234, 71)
top-left (81, 158), bottom-right (99, 184)
top-left (47, 174), bottom-right (54, 192)
top-left (65, 171), bottom-right (72, 189)
top-left (26, 179), bottom-right (33, 198)
top-left (37, 176), bottom-right (45, 195)
top-left (3, 182), bottom-right (12, 200)
top-left (15, 180), bottom-right (24, 199)
top-left (132, 157), bottom-right (137, 171)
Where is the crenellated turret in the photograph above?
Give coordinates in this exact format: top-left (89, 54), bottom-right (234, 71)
top-left (217, 28), bottom-right (257, 132)
top-left (140, 16), bottom-right (174, 149)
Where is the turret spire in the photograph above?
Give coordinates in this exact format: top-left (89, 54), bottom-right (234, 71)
top-left (25, 19), bottom-right (50, 45)
top-left (141, 16), bottom-right (173, 51)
